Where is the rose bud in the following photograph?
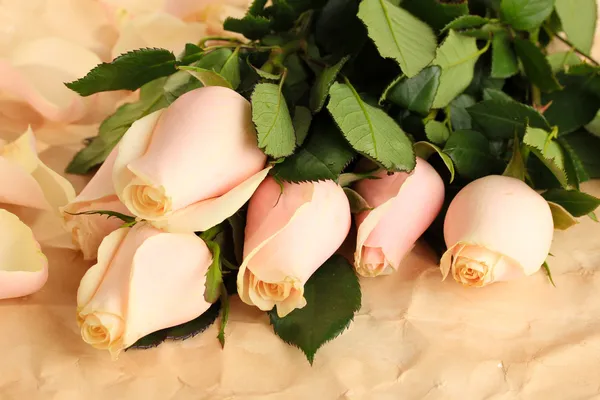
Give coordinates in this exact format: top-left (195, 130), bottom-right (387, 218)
top-left (0, 210), bottom-right (48, 300)
top-left (237, 177), bottom-right (351, 317)
top-left (441, 175), bottom-right (554, 287)
top-left (353, 158), bottom-right (445, 277)
top-left (62, 149), bottom-right (131, 260)
top-left (113, 86), bottom-right (270, 232)
top-left (77, 223), bottom-right (213, 357)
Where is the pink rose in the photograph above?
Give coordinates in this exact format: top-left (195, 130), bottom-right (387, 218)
top-left (353, 158), bottom-right (445, 277)
top-left (77, 223), bottom-right (213, 357)
top-left (113, 86), bottom-right (270, 232)
top-left (62, 149), bottom-right (130, 260)
top-left (237, 177), bottom-right (351, 317)
top-left (441, 175), bottom-right (554, 287)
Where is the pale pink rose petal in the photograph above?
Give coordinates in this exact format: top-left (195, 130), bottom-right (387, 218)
top-left (0, 209), bottom-right (48, 300)
top-left (164, 0), bottom-right (250, 19)
top-left (121, 229), bottom-right (212, 347)
top-left (0, 156), bottom-right (50, 210)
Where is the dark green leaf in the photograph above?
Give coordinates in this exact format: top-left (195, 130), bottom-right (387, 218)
top-left (401, 0), bottom-right (469, 32)
top-left (541, 189), bottom-right (600, 216)
top-left (220, 48), bottom-right (241, 89)
top-left (491, 31), bottom-right (518, 78)
top-left (251, 82), bottom-right (296, 158)
top-left (204, 242), bottom-right (223, 304)
top-left (309, 55), bottom-right (350, 113)
top-left (500, 0), bottom-right (555, 31)
top-left (344, 187), bottom-right (372, 213)
top-left (502, 134), bottom-right (526, 180)
top-left (66, 78), bottom-right (169, 174)
top-left (227, 212), bottom-right (245, 265)
top-left (424, 120), bottom-right (450, 145)
top-left (65, 48), bottom-right (177, 96)
top-left (482, 87), bottom-right (513, 101)
top-left (443, 129), bottom-right (499, 179)
top-left (327, 81), bottom-right (416, 171)
top-left (315, 0), bottom-right (368, 57)
top-left (449, 94), bottom-right (476, 130)
top-left (269, 255), bottom-right (361, 364)
top-left (293, 106), bottom-right (312, 146)
top-left (223, 15), bottom-right (271, 40)
top-left (383, 65), bottom-right (441, 115)
top-left (548, 201), bottom-right (579, 230)
top-left (514, 38), bottom-right (561, 92)
top-left (559, 136), bottom-right (590, 188)
top-left (414, 141), bottom-right (455, 182)
top-left (467, 98), bottom-right (550, 139)
top-left (442, 15), bottom-right (490, 32)
top-left (272, 116), bottom-right (355, 182)
top-left (282, 53), bottom-right (310, 105)
top-left (559, 132), bottom-right (600, 178)
top-left (249, 0), bottom-right (269, 15)
top-left (197, 48), bottom-right (234, 72)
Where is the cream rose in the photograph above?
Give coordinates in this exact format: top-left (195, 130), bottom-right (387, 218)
top-left (441, 175), bottom-right (554, 287)
top-left (353, 158), bottom-right (445, 277)
top-left (77, 223), bottom-right (213, 357)
top-left (62, 149), bottom-right (131, 260)
top-left (237, 177), bottom-right (351, 317)
top-left (113, 86), bottom-right (270, 233)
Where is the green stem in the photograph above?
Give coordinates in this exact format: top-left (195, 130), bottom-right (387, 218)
top-left (199, 224), bottom-right (223, 242)
top-left (531, 85), bottom-right (541, 107)
top-left (198, 36), bottom-right (245, 48)
top-left (261, 40), bottom-right (304, 73)
top-left (544, 25), bottom-right (600, 66)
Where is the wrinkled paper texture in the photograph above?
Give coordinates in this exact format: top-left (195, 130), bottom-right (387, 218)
top-left (0, 143), bottom-right (599, 399)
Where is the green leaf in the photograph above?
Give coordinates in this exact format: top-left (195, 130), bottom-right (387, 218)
top-left (443, 129), bottom-right (498, 179)
top-left (65, 48), bottom-right (177, 96)
top-left (251, 83), bottom-right (296, 158)
top-left (217, 285), bottom-right (230, 347)
top-left (547, 201), bottom-right (579, 230)
top-left (180, 66), bottom-right (233, 89)
top-left (64, 210), bottom-right (136, 224)
top-left (293, 106), bottom-right (312, 146)
top-left (424, 120), bottom-right (450, 145)
top-left (248, 0), bottom-right (268, 15)
top-left (414, 141), bottom-right (455, 182)
top-left (585, 110), bottom-right (600, 137)
top-left (559, 135), bottom-right (590, 187)
top-left (383, 65), bottom-right (441, 115)
top-left (503, 134), bottom-right (526, 180)
top-left (357, 0), bottom-right (437, 77)
top-left (523, 126), bottom-right (568, 187)
top-left (559, 132), bottom-right (600, 178)
top-left (197, 48), bottom-right (234, 72)
top-left (163, 70), bottom-right (202, 104)
top-left (547, 51), bottom-right (582, 72)
top-left (269, 255), bottom-right (361, 364)
top-left (491, 31), bottom-right (519, 78)
top-left (223, 15), bottom-right (271, 40)
top-left (432, 31), bottom-right (485, 109)
top-left (449, 94), bottom-right (476, 130)
top-left (467, 98), bottom-right (550, 139)
top-left (66, 78), bottom-right (169, 174)
top-left (271, 116), bottom-right (355, 182)
top-left (327, 81), bottom-right (416, 171)
top-left (442, 15), bottom-right (490, 32)
top-left (219, 48), bottom-right (241, 89)
top-left (128, 302), bottom-right (221, 349)
top-left (589, 211), bottom-right (599, 222)
top-left (344, 187), bottom-right (372, 213)
top-left (400, 0), bottom-right (469, 32)
top-left (309, 55), bottom-right (350, 113)
top-left (541, 188), bottom-right (600, 216)
top-left (315, 0), bottom-right (368, 56)
top-left (204, 242), bottom-right (223, 304)
top-left (482, 87), bottom-right (513, 102)
top-left (500, 0), bottom-right (555, 31)
top-left (514, 38), bottom-right (561, 92)
top-left (338, 170), bottom-right (381, 187)
top-left (542, 262), bottom-right (556, 287)
top-left (247, 58), bottom-right (282, 81)
top-left (227, 212), bottom-right (245, 265)
top-left (555, 0), bottom-right (597, 54)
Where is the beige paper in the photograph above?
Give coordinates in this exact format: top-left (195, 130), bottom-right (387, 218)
top-left (0, 143), bottom-right (599, 399)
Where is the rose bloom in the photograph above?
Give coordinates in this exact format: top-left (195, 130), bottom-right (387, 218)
top-left (353, 158), bottom-right (445, 277)
top-left (62, 149), bottom-right (130, 260)
top-left (113, 86), bottom-right (270, 232)
top-left (441, 175), bottom-right (554, 287)
top-left (77, 223), bottom-right (213, 357)
top-left (237, 177), bottom-right (351, 317)
top-left (0, 127), bottom-right (76, 299)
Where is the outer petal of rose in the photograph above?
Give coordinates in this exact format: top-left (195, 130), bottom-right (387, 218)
top-left (0, 156), bottom-right (50, 209)
top-left (113, 110), bottom-right (164, 200)
top-left (354, 199), bottom-right (394, 275)
top-left (121, 231), bottom-right (212, 348)
top-left (151, 167), bottom-right (272, 233)
top-left (0, 37), bottom-right (102, 122)
top-left (111, 13), bottom-right (207, 58)
top-left (2, 127), bottom-right (76, 210)
top-left (0, 210), bottom-right (48, 300)
top-left (164, 0), bottom-right (250, 19)
top-left (73, 148), bottom-right (119, 203)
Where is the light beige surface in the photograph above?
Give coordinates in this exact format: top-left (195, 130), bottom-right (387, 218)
top-left (0, 147), bottom-right (598, 399)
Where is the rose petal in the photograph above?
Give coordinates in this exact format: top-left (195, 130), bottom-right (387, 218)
top-left (0, 209), bottom-right (48, 300)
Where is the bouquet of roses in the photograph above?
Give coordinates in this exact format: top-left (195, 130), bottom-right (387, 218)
top-left (58, 0), bottom-right (600, 362)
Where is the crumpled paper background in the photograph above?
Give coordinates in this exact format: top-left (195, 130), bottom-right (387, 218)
top-left (1, 144), bottom-right (599, 399)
